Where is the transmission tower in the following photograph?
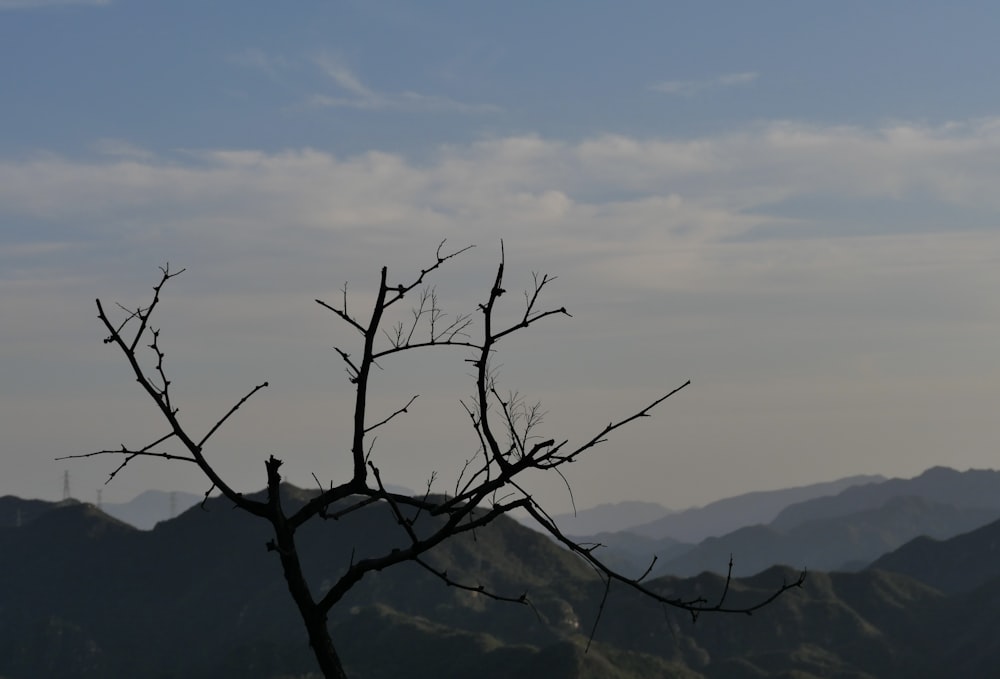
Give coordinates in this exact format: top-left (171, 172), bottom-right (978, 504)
top-left (62, 470), bottom-right (71, 500)
top-left (170, 491), bottom-right (177, 519)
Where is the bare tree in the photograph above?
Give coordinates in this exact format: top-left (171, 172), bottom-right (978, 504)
top-left (63, 242), bottom-right (804, 679)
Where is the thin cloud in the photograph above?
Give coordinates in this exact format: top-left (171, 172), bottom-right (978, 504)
top-left (0, 0), bottom-right (108, 7)
top-left (314, 55), bottom-right (374, 98)
top-left (650, 71), bottom-right (759, 97)
top-left (4, 118), bottom-right (1000, 284)
top-left (227, 49), bottom-right (288, 78)
top-left (307, 56), bottom-right (500, 114)
top-left (91, 138), bottom-right (153, 160)
top-left (718, 72), bottom-right (759, 86)
top-left (4, 119), bottom-right (1000, 510)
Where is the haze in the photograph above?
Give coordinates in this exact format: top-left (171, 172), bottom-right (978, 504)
top-left (2, 1), bottom-right (999, 512)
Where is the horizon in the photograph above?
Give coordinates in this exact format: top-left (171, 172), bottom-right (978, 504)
top-left (2, 2), bottom-right (999, 513)
top-left (27, 463), bottom-right (991, 515)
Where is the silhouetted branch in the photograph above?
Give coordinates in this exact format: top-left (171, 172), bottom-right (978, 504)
top-left (57, 431), bottom-right (190, 483)
top-left (522, 501), bottom-right (807, 625)
top-left (381, 240), bottom-right (474, 308)
top-left (364, 394), bottom-right (419, 434)
top-left (414, 556), bottom-right (531, 607)
top-left (316, 298), bottom-right (366, 335)
top-left (198, 381), bottom-right (270, 447)
top-left (88, 267), bottom-right (269, 518)
top-left (586, 578), bottom-right (613, 652)
top-left (75, 242), bottom-right (803, 679)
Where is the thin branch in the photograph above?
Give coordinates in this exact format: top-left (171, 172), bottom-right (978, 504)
top-left (334, 348), bottom-right (360, 382)
top-left (77, 247), bottom-right (805, 679)
top-left (91, 269), bottom-right (269, 518)
top-left (57, 431), bottom-right (177, 462)
top-left (544, 381), bottom-right (692, 467)
top-left (364, 394), bottom-right (419, 434)
top-left (127, 263), bottom-right (185, 353)
top-left (57, 432), bottom-right (193, 484)
top-left (317, 496), bottom-right (530, 613)
top-left (381, 240), bottom-right (475, 308)
top-left (523, 502), bottom-right (806, 622)
top-left (586, 579), bottom-right (613, 652)
top-left (637, 555), bottom-right (659, 583)
top-left (414, 556), bottom-right (531, 607)
top-left (316, 298), bottom-right (367, 336)
top-left (200, 482), bottom-right (217, 510)
top-left (372, 338), bottom-right (480, 361)
top-left (370, 462), bottom-right (419, 543)
top-left (198, 381), bottom-right (270, 448)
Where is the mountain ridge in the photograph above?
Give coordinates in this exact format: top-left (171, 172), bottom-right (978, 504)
top-left (770, 466), bottom-right (1000, 530)
top-left (629, 474), bottom-right (886, 542)
top-left (6, 467), bottom-right (1000, 677)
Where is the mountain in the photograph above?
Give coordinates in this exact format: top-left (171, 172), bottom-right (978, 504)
top-left (334, 606), bottom-right (703, 679)
top-left (565, 530), bottom-right (693, 579)
top-left (8, 479), bottom-right (1000, 677)
top-left (0, 487), bottom-right (610, 678)
top-left (869, 516), bottom-right (1000, 594)
top-left (920, 575), bottom-right (1000, 676)
top-left (630, 474), bottom-right (885, 542)
top-left (551, 501), bottom-right (673, 535)
top-left (864, 519), bottom-right (1000, 675)
top-left (100, 489), bottom-right (202, 530)
top-left (588, 565), bottom-right (945, 679)
top-left (99, 486), bottom-right (413, 531)
top-left (0, 495), bottom-right (70, 527)
top-left (655, 495), bottom-right (1000, 577)
top-left (770, 466), bottom-right (1000, 531)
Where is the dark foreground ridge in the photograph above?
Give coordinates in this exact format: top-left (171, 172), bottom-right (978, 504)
top-left (3, 485), bottom-right (1000, 678)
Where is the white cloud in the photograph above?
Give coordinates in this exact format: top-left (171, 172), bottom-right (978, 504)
top-left (305, 55), bottom-right (500, 114)
top-left (650, 71), bottom-right (759, 97)
top-left (4, 118), bottom-right (1000, 509)
top-left (3, 118), bottom-right (999, 304)
top-left (3, 118), bottom-right (1000, 242)
top-left (314, 55), bottom-right (374, 98)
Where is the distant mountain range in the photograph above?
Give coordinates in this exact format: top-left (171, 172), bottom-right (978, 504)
top-left (551, 500), bottom-right (673, 535)
top-left (100, 490), bottom-right (203, 530)
top-left (96, 486), bottom-right (413, 531)
top-left (769, 465), bottom-right (1000, 529)
top-left (6, 466), bottom-right (1000, 677)
top-left (572, 466), bottom-right (1000, 578)
top-left (629, 473), bottom-right (886, 543)
top-left (656, 494), bottom-right (1000, 576)
top-left (870, 515), bottom-right (1000, 594)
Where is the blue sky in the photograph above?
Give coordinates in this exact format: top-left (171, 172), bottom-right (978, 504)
top-left (2, 1), bottom-right (999, 510)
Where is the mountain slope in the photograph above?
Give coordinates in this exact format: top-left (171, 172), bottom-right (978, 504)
top-left (771, 466), bottom-right (1000, 531)
top-left (631, 474), bottom-right (885, 542)
top-left (868, 516), bottom-right (1000, 594)
top-left (564, 530), bottom-right (693, 579)
top-left (7, 482), bottom-right (1000, 678)
top-left (551, 501), bottom-right (673, 535)
top-left (655, 496), bottom-right (1000, 577)
top-left (0, 495), bottom-right (68, 528)
top-left (100, 489), bottom-right (202, 530)
top-left (591, 565), bottom-right (943, 679)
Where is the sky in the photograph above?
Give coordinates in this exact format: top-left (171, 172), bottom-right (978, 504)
top-left (2, 1), bottom-right (1000, 513)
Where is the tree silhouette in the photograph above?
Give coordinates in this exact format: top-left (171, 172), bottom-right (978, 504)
top-left (63, 242), bottom-right (804, 678)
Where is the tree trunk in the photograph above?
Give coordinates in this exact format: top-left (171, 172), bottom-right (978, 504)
top-left (301, 608), bottom-right (348, 679)
top-left (266, 456), bottom-right (348, 679)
